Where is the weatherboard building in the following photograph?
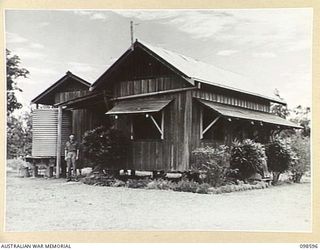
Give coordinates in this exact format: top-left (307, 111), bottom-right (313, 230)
top-left (31, 40), bottom-right (300, 177)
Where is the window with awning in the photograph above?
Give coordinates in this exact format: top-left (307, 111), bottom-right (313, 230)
top-left (197, 99), bottom-right (301, 128)
top-left (106, 99), bottom-right (172, 140)
top-left (196, 98), bottom-right (301, 140)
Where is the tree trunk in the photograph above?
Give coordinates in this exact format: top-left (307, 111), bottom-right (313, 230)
top-left (272, 172), bottom-right (281, 184)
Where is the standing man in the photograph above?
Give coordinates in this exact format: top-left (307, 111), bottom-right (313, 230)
top-left (65, 134), bottom-right (79, 181)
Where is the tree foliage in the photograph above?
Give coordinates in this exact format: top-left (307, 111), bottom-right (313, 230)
top-left (81, 126), bottom-right (130, 169)
top-left (7, 111), bottom-right (32, 159)
top-left (6, 50), bottom-right (32, 159)
top-left (289, 134), bottom-right (310, 183)
top-left (290, 105), bottom-right (311, 137)
top-left (270, 89), bottom-right (290, 119)
top-left (271, 90), bottom-right (311, 138)
top-left (265, 136), bottom-right (296, 183)
top-left (271, 103), bottom-right (290, 119)
top-left (6, 49), bottom-right (29, 116)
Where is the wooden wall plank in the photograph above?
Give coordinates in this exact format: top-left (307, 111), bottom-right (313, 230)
top-left (54, 90), bottom-right (89, 104)
top-left (114, 76), bottom-right (188, 98)
top-left (113, 88), bottom-right (191, 172)
top-left (191, 89), bottom-right (270, 113)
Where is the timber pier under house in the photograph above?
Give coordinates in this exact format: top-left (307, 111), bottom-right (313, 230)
top-left (30, 40), bottom-right (301, 177)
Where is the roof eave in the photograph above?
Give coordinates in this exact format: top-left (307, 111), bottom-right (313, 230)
top-left (31, 74), bottom-right (69, 104)
top-left (196, 98), bottom-right (299, 129)
top-left (194, 78), bottom-right (287, 105)
top-left (31, 72), bottom-right (91, 104)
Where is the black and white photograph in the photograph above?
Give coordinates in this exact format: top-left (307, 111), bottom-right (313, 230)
top-left (5, 8), bottom-right (312, 233)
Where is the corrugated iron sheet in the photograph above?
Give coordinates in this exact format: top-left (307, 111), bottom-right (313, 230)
top-left (139, 41), bottom-right (282, 103)
top-left (197, 99), bottom-right (301, 128)
top-left (106, 99), bottom-right (172, 115)
top-left (32, 109), bottom-right (72, 157)
top-left (32, 109), bottom-right (58, 157)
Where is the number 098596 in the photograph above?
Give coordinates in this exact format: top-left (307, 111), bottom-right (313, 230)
top-left (300, 244), bottom-right (318, 248)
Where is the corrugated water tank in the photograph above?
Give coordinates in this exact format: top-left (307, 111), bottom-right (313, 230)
top-left (32, 108), bottom-right (71, 157)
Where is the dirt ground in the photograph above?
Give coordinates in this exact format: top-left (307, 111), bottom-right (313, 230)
top-left (5, 173), bottom-right (311, 232)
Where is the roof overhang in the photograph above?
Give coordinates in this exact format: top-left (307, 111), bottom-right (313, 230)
top-left (31, 71), bottom-right (91, 105)
top-left (90, 40), bottom-right (286, 105)
top-left (193, 78), bottom-right (287, 105)
top-left (197, 98), bottom-right (302, 129)
top-left (106, 99), bottom-right (172, 115)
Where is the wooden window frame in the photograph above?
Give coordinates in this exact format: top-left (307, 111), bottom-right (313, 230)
top-left (130, 110), bottom-right (165, 140)
top-left (199, 106), bottom-right (221, 140)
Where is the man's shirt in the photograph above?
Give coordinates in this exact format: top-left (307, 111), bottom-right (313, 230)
top-left (65, 140), bottom-right (79, 153)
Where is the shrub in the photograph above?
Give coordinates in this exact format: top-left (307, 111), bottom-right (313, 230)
top-left (147, 179), bottom-right (211, 194)
top-left (191, 145), bottom-right (230, 187)
top-left (195, 183), bottom-right (211, 194)
top-left (81, 172), bottom-right (117, 186)
top-left (289, 134), bottom-right (310, 183)
top-left (81, 126), bottom-right (129, 170)
top-left (147, 179), bottom-right (175, 190)
top-left (126, 179), bottom-right (150, 189)
top-left (208, 181), bottom-right (269, 194)
top-left (173, 179), bottom-right (199, 193)
top-left (7, 158), bottom-right (32, 177)
top-left (112, 179), bottom-right (126, 187)
top-left (7, 158), bottom-right (26, 172)
top-left (83, 172), bottom-right (269, 195)
top-left (230, 139), bottom-right (266, 180)
top-left (265, 136), bottom-right (296, 183)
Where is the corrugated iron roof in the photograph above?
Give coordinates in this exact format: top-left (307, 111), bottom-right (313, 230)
top-left (91, 40), bottom-right (285, 104)
top-left (197, 99), bottom-right (301, 128)
top-left (106, 99), bottom-right (172, 115)
top-left (138, 41), bottom-right (284, 104)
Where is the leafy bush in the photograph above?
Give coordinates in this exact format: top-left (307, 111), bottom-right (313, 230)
top-left (147, 179), bottom-right (175, 190)
top-left (111, 179), bottom-right (126, 187)
top-left (81, 173), bottom-right (116, 186)
top-left (81, 126), bottom-right (129, 170)
top-left (7, 158), bottom-right (32, 177)
top-left (146, 179), bottom-right (211, 194)
top-left (191, 145), bottom-right (230, 187)
top-left (230, 139), bottom-right (266, 180)
top-left (126, 179), bottom-right (150, 189)
top-left (224, 168), bottom-right (240, 181)
top-left (83, 172), bottom-right (269, 195)
top-left (289, 134), bottom-right (310, 183)
top-left (195, 183), bottom-right (211, 194)
top-left (266, 136), bottom-right (296, 183)
top-left (7, 158), bottom-right (26, 172)
top-left (208, 181), bottom-right (269, 194)
top-left (172, 179), bottom-right (199, 193)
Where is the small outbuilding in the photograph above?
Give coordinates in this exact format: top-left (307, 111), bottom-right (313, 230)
top-left (30, 71), bottom-right (108, 177)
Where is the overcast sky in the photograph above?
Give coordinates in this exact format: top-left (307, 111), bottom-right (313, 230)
top-left (5, 9), bottom-right (312, 113)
